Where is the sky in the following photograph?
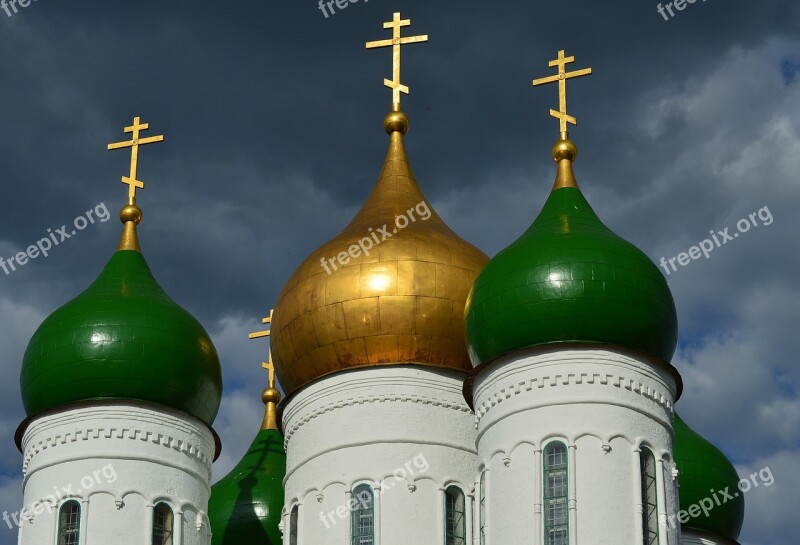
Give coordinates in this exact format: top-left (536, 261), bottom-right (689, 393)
top-left (0, 0), bottom-right (798, 543)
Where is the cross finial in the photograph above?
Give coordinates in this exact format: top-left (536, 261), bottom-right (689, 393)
top-left (366, 12), bottom-right (428, 111)
top-left (107, 117), bottom-right (165, 205)
top-left (249, 309), bottom-right (275, 388)
top-left (532, 50), bottom-right (592, 134)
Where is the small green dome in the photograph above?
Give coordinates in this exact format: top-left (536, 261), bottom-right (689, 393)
top-left (209, 427), bottom-right (286, 545)
top-left (20, 250), bottom-right (222, 425)
top-left (673, 414), bottom-right (745, 541)
top-left (464, 185), bottom-right (678, 366)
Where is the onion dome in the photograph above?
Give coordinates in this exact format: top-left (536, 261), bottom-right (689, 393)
top-left (673, 414), bottom-right (745, 541)
top-left (19, 120), bottom-right (222, 431)
top-left (270, 110), bottom-right (489, 396)
top-left (20, 204), bottom-right (222, 426)
top-left (209, 387), bottom-right (285, 545)
top-left (464, 134), bottom-right (678, 367)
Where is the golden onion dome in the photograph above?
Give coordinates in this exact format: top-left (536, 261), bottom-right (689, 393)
top-left (271, 111), bottom-right (489, 396)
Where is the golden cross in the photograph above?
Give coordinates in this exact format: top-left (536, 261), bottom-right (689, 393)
top-left (249, 309), bottom-right (275, 388)
top-left (107, 117), bottom-right (165, 205)
top-left (366, 12), bottom-right (428, 111)
top-left (532, 50), bottom-right (592, 133)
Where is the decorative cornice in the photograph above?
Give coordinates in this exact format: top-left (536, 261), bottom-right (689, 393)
top-left (284, 392), bottom-right (472, 449)
top-left (474, 370), bottom-right (674, 428)
top-left (23, 423), bottom-right (212, 475)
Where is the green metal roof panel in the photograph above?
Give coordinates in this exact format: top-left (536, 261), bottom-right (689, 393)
top-left (464, 186), bottom-right (677, 366)
top-left (673, 414), bottom-right (745, 540)
top-left (209, 428), bottom-right (286, 545)
top-left (20, 250), bottom-right (223, 425)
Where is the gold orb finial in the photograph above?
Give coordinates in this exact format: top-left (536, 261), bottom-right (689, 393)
top-left (262, 387), bottom-right (281, 405)
top-left (384, 110), bottom-right (410, 135)
top-left (551, 133), bottom-right (580, 190)
top-left (116, 204), bottom-right (143, 252)
top-left (552, 134), bottom-right (578, 163)
top-left (260, 387), bottom-right (281, 431)
top-left (119, 204), bottom-right (143, 225)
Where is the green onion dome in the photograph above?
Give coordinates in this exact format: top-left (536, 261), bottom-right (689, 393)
top-left (464, 136), bottom-right (678, 367)
top-left (19, 204), bottom-right (222, 427)
top-left (209, 387), bottom-right (285, 545)
top-left (673, 414), bottom-right (745, 541)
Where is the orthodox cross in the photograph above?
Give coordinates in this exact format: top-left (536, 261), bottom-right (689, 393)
top-left (249, 309), bottom-right (275, 388)
top-left (366, 12), bottom-right (428, 111)
top-left (532, 50), bottom-right (592, 133)
top-left (107, 117), bottom-right (165, 204)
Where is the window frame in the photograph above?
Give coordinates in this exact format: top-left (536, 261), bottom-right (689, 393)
top-left (640, 447), bottom-right (660, 545)
top-left (542, 441), bottom-right (569, 545)
top-left (444, 484), bottom-right (467, 545)
top-left (350, 483), bottom-right (375, 545)
top-left (479, 471), bottom-right (487, 545)
top-left (152, 502), bottom-right (174, 545)
top-left (289, 504), bottom-right (299, 545)
top-left (57, 500), bottom-right (81, 545)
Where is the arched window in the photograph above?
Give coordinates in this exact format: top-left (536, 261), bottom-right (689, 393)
top-left (479, 471), bottom-right (486, 545)
top-left (57, 500), bottom-right (81, 545)
top-left (445, 486), bottom-right (466, 545)
top-left (543, 442), bottom-right (569, 545)
top-left (640, 448), bottom-right (659, 545)
top-left (289, 505), bottom-right (299, 545)
top-left (350, 484), bottom-right (374, 545)
top-left (152, 503), bottom-right (174, 545)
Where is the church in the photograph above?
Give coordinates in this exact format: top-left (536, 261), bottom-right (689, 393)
top-left (12, 11), bottom-right (744, 545)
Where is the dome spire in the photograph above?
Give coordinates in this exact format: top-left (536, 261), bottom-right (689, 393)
top-left (532, 50), bottom-right (593, 190)
top-left (249, 310), bottom-right (281, 431)
top-left (107, 116), bottom-right (165, 252)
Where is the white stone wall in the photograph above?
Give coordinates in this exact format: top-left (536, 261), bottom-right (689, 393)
top-left (281, 365), bottom-right (477, 545)
top-left (18, 403), bottom-right (216, 545)
top-left (472, 346), bottom-right (681, 545)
